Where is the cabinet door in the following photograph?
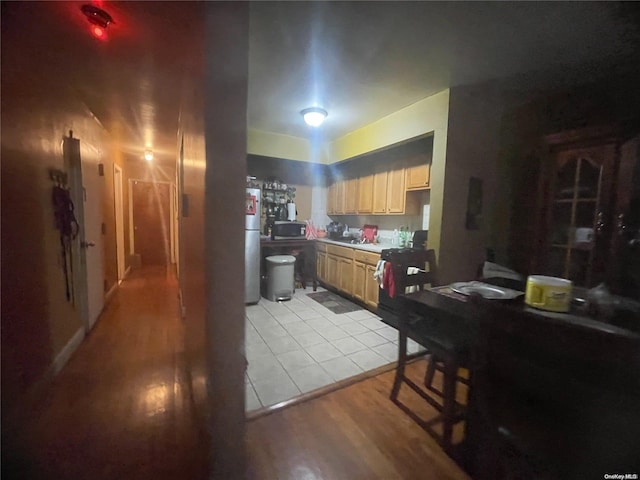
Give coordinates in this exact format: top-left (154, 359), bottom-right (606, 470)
top-left (344, 178), bottom-right (358, 214)
top-left (406, 164), bottom-right (430, 190)
top-left (338, 258), bottom-right (353, 294)
top-left (326, 254), bottom-right (339, 287)
top-left (386, 167), bottom-right (406, 213)
top-left (316, 251), bottom-right (327, 282)
top-left (326, 182), bottom-right (335, 215)
top-left (541, 141), bottom-right (617, 287)
top-left (335, 179), bottom-right (346, 215)
top-left (372, 171), bottom-right (388, 214)
top-left (357, 174), bottom-right (374, 213)
top-left (353, 261), bottom-right (366, 301)
top-left (364, 264), bottom-right (379, 309)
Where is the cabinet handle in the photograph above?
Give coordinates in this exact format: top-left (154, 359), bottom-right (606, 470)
top-left (595, 211), bottom-right (605, 235)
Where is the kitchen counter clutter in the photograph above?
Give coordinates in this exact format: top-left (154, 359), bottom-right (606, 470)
top-left (315, 237), bottom-right (391, 253)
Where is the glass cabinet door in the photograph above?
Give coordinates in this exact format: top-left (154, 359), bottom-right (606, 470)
top-left (547, 155), bottom-right (602, 286)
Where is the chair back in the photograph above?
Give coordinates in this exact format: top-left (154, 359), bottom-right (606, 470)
top-left (387, 249), bottom-right (439, 296)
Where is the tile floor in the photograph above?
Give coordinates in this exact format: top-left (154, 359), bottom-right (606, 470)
top-left (245, 287), bottom-right (423, 411)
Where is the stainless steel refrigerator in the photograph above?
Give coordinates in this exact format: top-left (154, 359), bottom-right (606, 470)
top-left (245, 187), bottom-right (261, 304)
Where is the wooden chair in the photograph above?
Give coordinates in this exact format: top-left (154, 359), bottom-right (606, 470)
top-left (469, 297), bottom-right (640, 479)
top-left (388, 249), bottom-right (471, 453)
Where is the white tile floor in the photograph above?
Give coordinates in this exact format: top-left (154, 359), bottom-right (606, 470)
top-left (245, 287), bottom-right (423, 412)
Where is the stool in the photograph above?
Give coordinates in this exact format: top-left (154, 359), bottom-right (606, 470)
top-left (388, 249), bottom-right (470, 453)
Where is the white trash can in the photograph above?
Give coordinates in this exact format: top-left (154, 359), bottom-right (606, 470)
top-left (266, 255), bottom-right (296, 302)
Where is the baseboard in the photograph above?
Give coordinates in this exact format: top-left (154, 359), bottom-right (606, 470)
top-left (3, 327), bottom-right (86, 438)
top-left (124, 265), bottom-right (132, 279)
top-left (52, 328), bottom-right (85, 376)
top-left (105, 281), bottom-right (118, 304)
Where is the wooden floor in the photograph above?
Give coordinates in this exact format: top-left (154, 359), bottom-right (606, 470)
top-left (247, 362), bottom-right (469, 480)
top-left (3, 266), bottom-right (469, 480)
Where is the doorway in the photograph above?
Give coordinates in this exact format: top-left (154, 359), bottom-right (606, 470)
top-left (113, 165), bottom-right (126, 282)
top-left (130, 180), bottom-right (172, 266)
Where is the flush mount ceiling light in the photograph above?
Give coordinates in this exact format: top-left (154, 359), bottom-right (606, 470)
top-left (301, 107), bottom-right (328, 127)
top-left (81, 4), bottom-right (114, 39)
top-left (144, 150), bottom-right (154, 162)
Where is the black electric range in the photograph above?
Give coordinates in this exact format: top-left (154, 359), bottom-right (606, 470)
top-left (377, 247), bottom-right (425, 329)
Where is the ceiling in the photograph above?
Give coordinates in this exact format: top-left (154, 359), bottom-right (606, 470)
top-left (4, 2), bottom-right (640, 164)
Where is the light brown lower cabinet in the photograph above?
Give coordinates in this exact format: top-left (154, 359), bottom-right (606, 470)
top-left (364, 264), bottom-right (379, 309)
top-left (338, 258), bottom-right (353, 292)
top-left (326, 254), bottom-right (339, 287)
top-left (352, 261), bottom-right (366, 301)
top-left (318, 243), bottom-right (380, 310)
top-left (316, 251), bottom-right (327, 282)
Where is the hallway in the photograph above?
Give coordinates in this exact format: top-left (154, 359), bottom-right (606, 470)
top-left (4, 266), bottom-right (468, 480)
top-left (3, 266), bottom-right (207, 480)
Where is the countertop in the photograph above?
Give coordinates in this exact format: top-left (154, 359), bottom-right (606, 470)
top-left (316, 237), bottom-right (391, 253)
top-left (260, 236), bottom-right (392, 254)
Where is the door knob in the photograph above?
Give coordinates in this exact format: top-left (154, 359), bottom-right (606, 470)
top-left (81, 241), bottom-right (96, 248)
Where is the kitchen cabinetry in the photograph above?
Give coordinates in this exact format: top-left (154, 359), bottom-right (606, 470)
top-left (318, 242), bottom-right (380, 311)
top-left (357, 174), bottom-right (374, 213)
top-left (335, 180), bottom-right (346, 214)
top-left (406, 163), bottom-right (430, 190)
top-left (327, 163), bottom-right (416, 215)
top-left (534, 126), bottom-right (624, 287)
top-left (338, 257), bottom-right (353, 292)
top-left (327, 179), bottom-right (345, 215)
top-left (316, 242), bottom-right (327, 282)
top-left (352, 262), bottom-right (366, 301)
top-left (344, 178), bottom-right (358, 214)
top-left (326, 253), bottom-right (339, 286)
top-left (372, 171), bottom-right (388, 214)
top-left (386, 166), bottom-right (406, 213)
top-left (325, 244), bottom-right (354, 295)
top-left (354, 249), bottom-right (380, 309)
top-left (373, 166), bottom-right (406, 214)
top-left (364, 264), bottom-right (379, 309)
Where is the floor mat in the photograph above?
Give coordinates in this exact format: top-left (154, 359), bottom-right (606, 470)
top-left (306, 291), bottom-right (362, 314)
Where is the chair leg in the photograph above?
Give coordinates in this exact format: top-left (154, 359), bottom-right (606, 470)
top-left (391, 322), bottom-right (408, 401)
top-left (441, 358), bottom-right (458, 452)
top-left (424, 354), bottom-right (438, 388)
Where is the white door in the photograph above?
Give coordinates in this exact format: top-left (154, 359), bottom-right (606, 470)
top-left (65, 134), bottom-right (105, 332)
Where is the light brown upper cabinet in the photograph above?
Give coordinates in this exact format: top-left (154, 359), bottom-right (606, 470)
top-left (371, 166), bottom-right (406, 214)
top-left (357, 174), bottom-right (374, 213)
top-left (326, 182), bottom-right (336, 215)
top-left (386, 166), bottom-right (406, 213)
top-left (344, 177), bottom-right (358, 214)
top-left (406, 163), bottom-right (430, 190)
top-left (335, 179), bottom-right (345, 214)
top-left (372, 170), bottom-right (389, 214)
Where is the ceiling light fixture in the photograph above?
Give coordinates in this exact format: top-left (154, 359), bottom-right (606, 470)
top-left (81, 4), bottom-right (114, 39)
top-left (301, 107), bottom-right (328, 127)
top-left (144, 150), bottom-right (154, 162)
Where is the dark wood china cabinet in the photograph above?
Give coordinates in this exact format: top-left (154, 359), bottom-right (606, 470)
top-left (533, 126), bottom-right (640, 291)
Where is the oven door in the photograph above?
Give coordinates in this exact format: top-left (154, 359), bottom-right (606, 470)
top-left (377, 285), bottom-right (401, 329)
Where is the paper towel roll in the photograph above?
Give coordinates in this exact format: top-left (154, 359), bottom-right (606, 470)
top-left (287, 203), bottom-right (296, 221)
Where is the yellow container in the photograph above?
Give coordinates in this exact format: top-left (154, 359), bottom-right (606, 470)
top-left (525, 275), bottom-right (573, 313)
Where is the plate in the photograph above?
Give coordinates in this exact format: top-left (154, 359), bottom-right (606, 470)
top-left (450, 282), bottom-right (524, 300)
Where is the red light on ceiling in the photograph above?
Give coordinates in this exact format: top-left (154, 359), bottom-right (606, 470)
top-left (81, 4), bottom-right (114, 40)
top-left (92, 26), bottom-right (105, 39)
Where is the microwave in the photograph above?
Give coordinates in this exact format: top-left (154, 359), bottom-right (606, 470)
top-left (272, 221), bottom-right (306, 240)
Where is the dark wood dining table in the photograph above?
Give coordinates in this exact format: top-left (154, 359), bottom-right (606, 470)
top-left (400, 284), bottom-right (640, 479)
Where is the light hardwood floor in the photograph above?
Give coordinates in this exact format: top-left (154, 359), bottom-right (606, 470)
top-left (3, 266), bottom-right (468, 480)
